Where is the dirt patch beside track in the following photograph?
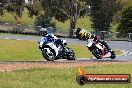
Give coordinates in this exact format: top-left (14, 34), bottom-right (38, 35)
top-left (0, 61), bottom-right (132, 72)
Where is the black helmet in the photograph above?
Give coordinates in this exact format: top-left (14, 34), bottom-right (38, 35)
top-left (40, 28), bottom-right (48, 36)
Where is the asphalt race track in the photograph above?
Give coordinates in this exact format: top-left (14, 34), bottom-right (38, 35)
top-left (0, 34), bottom-right (132, 62)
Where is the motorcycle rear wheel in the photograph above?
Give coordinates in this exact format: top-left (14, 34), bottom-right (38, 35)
top-left (66, 47), bottom-right (76, 60)
top-left (110, 51), bottom-right (116, 59)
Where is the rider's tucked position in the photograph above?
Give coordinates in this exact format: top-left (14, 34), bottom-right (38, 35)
top-left (76, 27), bottom-right (112, 52)
top-left (75, 27), bottom-right (116, 59)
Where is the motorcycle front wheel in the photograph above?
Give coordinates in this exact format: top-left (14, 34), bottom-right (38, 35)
top-left (92, 48), bottom-right (102, 59)
top-left (42, 48), bottom-right (55, 61)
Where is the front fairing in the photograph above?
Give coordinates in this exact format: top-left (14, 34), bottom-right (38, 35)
top-left (39, 37), bottom-right (47, 48)
top-left (39, 36), bottom-right (57, 48)
top-left (87, 39), bottom-right (94, 47)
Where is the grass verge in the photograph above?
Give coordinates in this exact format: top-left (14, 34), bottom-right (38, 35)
top-left (0, 63), bottom-right (131, 88)
top-left (0, 39), bottom-right (122, 61)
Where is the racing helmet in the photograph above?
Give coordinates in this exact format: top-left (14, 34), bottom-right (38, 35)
top-left (47, 33), bottom-right (54, 38)
top-left (78, 29), bottom-right (87, 39)
top-left (86, 32), bottom-right (92, 39)
top-left (40, 28), bottom-right (48, 36)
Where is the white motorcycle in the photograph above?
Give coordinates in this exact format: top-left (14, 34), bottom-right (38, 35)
top-left (87, 39), bottom-right (116, 59)
top-left (38, 34), bottom-right (76, 61)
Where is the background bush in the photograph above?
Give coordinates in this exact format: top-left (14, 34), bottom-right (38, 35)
top-left (117, 5), bottom-right (132, 35)
top-left (34, 14), bottom-right (56, 34)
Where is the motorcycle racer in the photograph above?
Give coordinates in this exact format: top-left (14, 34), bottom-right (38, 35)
top-left (38, 28), bottom-right (75, 61)
top-left (76, 27), bottom-right (88, 40)
top-left (39, 27), bottom-right (66, 49)
top-left (76, 27), bottom-right (113, 52)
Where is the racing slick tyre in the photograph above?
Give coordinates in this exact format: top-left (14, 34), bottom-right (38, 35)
top-left (42, 47), bottom-right (55, 61)
top-left (66, 47), bottom-right (76, 60)
top-left (92, 48), bottom-right (102, 59)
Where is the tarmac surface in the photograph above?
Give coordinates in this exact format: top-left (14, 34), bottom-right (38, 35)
top-left (0, 34), bottom-right (132, 62)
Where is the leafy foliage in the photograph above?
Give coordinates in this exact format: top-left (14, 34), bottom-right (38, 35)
top-left (117, 6), bottom-right (132, 34)
top-left (88, 0), bottom-right (121, 33)
top-left (0, 0), bottom-right (25, 23)
top-left (0, 0), bottom-right (8, 16)
top-left (5, 0), bottom-right (24, 17)
top-left (40, 0), bottom-right (89, 37)
top-left (25, 0), bottom-right (43, 17)
top-left (34, 14), bottom-right (56, 32)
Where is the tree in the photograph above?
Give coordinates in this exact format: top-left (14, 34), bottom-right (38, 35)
top-left (5, 0), bottom-right (25, 24)
top-left (117, 6), bottom-right (132, 34)
top-left (0, 0), bottom-right (8, 16)
top-left (25, 0), bottom-right (54, 32)
top-left (40, 0), bottom-right (89, 37)
top-left (25, 0), bottom-right (43, 18)
top-left (87, 0), bottom-right (121, 33)
top-left (34, 14), bottom-right (56, 33)
top-left (112, 0), bottom-right (132, 24)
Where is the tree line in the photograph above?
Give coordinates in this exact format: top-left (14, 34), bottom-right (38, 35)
top-left (0, 0), bottom-right (131, 37)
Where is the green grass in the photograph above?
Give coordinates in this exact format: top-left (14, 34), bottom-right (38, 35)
top-left (121, 0), bottom-right (132, 6)
top-left (67, 44), bottom-right (93, 59)
top-left (0, 39), bottom-right (122, 61)
top-left (115, 49), bottom-right (123, 56)
top-left (0, 39), bottom-right (43, 61)
top-left (0, 63), bottom-right (131, 88)
top-left (0, 9), bottom-right (35, 26)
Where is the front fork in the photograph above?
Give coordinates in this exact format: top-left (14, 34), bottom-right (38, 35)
top-left (55, 47), bottom-right (64, 59)
top-left (100, 41), bottom-right (112, 51)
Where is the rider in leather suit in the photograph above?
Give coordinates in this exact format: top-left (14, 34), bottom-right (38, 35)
top-left (76, 27), bottom-right (112, 52)
top-left (40, 28), bottom-right (67, 47)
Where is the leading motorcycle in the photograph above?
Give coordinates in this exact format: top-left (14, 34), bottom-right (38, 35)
top-left (38, 34), bottom-right (76, 61)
